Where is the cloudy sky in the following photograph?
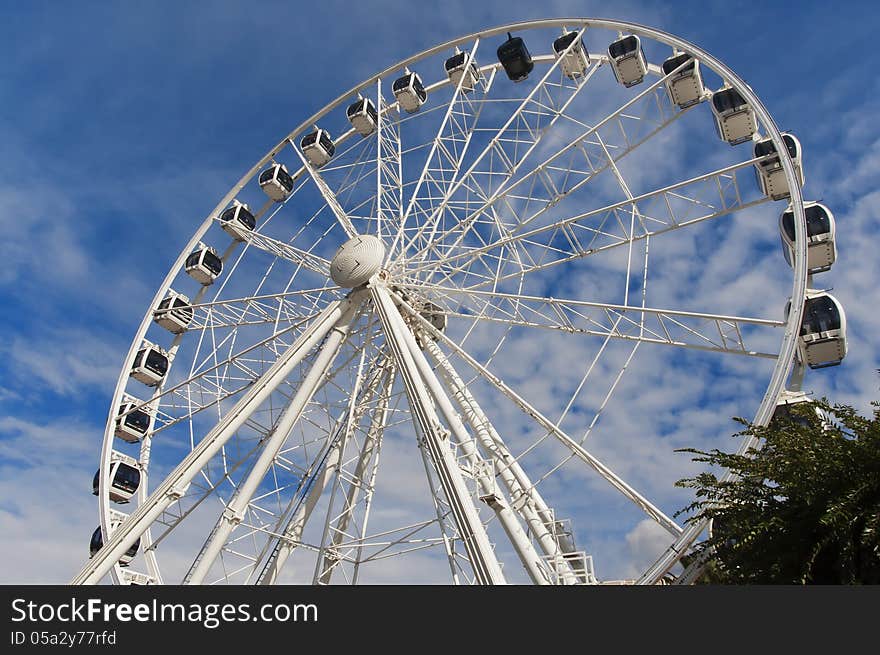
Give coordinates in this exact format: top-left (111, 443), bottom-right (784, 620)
top-left (1, 0), bottom-right (877, 585)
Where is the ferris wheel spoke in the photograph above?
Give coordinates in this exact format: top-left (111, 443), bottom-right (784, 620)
top-left (157, 303), bottom-right (379, 442)
top-left (184, 286), bottom-right (340, 331)
top-left (395, 29), bottom-right (593, 268)
top-left (403, 55), bottom-right (694, 269)
top-left (223, 227), bottom-right (333, 280)
top-left (402, 284), bottom-right (783, 358)
top-left (411, 156), bottom-right (770, 289)
top-left (292, 142), bottom-right (359, 238)
top-left (372, 79), bottom-right (405, 243)
top-left (138, 312), bottom-right (330, 435)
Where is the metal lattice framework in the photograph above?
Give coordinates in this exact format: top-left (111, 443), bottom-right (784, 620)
top-left (74, 18), bottom-right (813, 586)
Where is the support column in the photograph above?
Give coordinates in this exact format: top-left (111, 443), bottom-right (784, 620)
top-left (424, 339), bottom-right (581, 584)
top-left (370, 283), bottom-right (506, 585)
top-left (393, 319), bottom-right (549, 584)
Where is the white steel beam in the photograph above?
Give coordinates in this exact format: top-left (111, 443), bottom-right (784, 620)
top-left (424, 339), bottom-right (581, 584)
top-left (293, 143), bottom-right (358, 238)
top-left (392, 307), bottom-right (548, 584)
top-left (370, 283), bottom-right (506, 584)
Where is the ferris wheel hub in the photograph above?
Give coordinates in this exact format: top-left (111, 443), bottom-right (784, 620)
top-left (330, 234), bottom-right (386, 288)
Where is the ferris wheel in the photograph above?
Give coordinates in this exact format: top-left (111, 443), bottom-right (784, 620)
top-left (73, 18), bottom-right (846, 586)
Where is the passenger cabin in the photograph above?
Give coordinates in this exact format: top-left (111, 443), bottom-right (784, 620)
top-left (420, 301), bottom-right (447, 335)
top-left (185, 244), bottom-right (222, 285)
top-left (553, 31), bottom-right (589, 79)
top-left (711, 86), bottom-right (757, 145)
top-left (90, 519), bottom-right (139, 567)
top-left (259, 163), bottom-right (295, 202)
top-left (346, 97), bottom-right (379, 136)
top-left (708, 517), bottom-right (737, 548)
top-left (93, 453), bottom-right (141, 504)
top-left (130, 341), bottom-right (170, 386)
top-left (754, 133), bottom-right (804, 201)
top-left (780, 202), bottom-right (836, 274)
top-left (392, 71), bottom-right (427, 113)
top-left (300, 129), bottom-right (335, 168)
top-left (220, 201), bottom-right (256, 240)
top-left (552, 518), bottom-right (592, 582)
top-left (114, 397), bottom-right (152, 443)
top-left (661, 52), bottom-right (704, 108)
top-left (787, 292), bottom-right (847, 369)
top-left (153, 290), bottom-right (192, 334)
top-left (445, 51), bottom-right (480, 92)
top-left (608, 34), bottom-right (647, 87)
top-left (119, 570), bottom-right (156, 585)
top-left (497, 32), bottom-right (534, 82)
top-left (770, 390), bottom-right (825, 430)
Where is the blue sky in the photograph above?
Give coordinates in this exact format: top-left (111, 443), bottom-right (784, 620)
top-left (1, 0), bottom-right (878, 584)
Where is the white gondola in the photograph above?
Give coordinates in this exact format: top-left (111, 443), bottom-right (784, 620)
top-left (90, 510), bottom-right (139, 566)
top-left (259, 163), bottom-right (295, 202)
top-left (786, 292), bottom-right (847, 369)
top-left (392, 70), bottom-right (427, 113)
top-left (551, 518), bottom-right (593, 582)
top-left (780, 202), bottom-right (836, 274)
top-left (346, 97), bottom-right (379, 137)
top-left (300, 128), bottom-right (335, 168)
top-left (118, 570), bottom-right (156, 585)
top-left (413, 301), bottom-right (447, 348)
top-left (754, 133), bottom-right (804, 201)
top-left (184, 243), bottom-right (222, 285)
top-left (497, 32), bottom-right (534, 82)
top-left (130, 340), bottom-right (170, 386)
top-left (153, 289), bottom-right (192, 334)
top-left (219, 201), bottom-right (256, 240)
top-left (770, 389), bottom-right (826, 429)
top-left (608, 34), bottom-right (647, 87)
top-left (553, 30), bottom-right (589, 79)
top-left (114, 396), bottom-right (152, 443)
top-left (710, 85), bottom-right (757, 145)
top-left (444, 50), bottom-right (480, 92)
top-left (420, 300), bottom-right (447, 335)
top-left (93, 452), bottom-right (141, 504)
top-left (661, 52), bottom-right (705, 108)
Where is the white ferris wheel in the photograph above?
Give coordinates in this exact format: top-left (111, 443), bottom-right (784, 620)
top-left (73, 18), bottom-right (846, 586)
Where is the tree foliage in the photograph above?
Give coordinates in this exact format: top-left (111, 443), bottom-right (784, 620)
top-left (675, 395), bottom-right (880, 584)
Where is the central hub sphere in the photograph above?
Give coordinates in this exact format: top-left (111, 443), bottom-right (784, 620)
top-left (330, 235), bottom-right (386, 288)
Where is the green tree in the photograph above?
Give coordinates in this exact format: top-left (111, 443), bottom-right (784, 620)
top-left (675, 395), bottom-right (880, 584)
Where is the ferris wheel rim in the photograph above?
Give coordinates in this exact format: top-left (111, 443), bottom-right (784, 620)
top-left (88, 17), bottom-right (809, 586)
